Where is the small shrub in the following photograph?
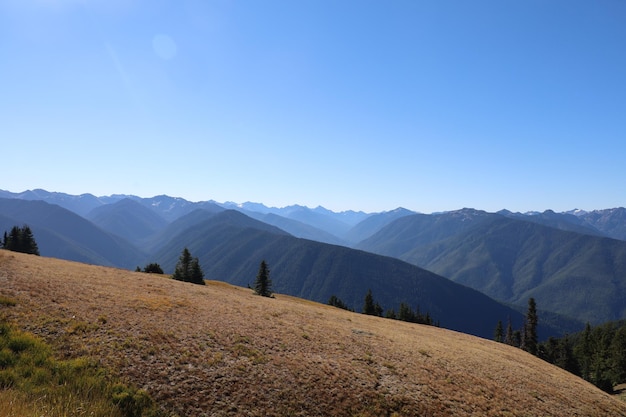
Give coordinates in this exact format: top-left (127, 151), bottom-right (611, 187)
top-left (0, 348), bottom-right (16, 368)
top-left (0, 295), bottom-right (17, 307)
top-left (0, 369), bottom-right (17, 388)
top-left (112, 383), bottom-right (153, 417)
top-left (8, 333), bottom-right (39, 353)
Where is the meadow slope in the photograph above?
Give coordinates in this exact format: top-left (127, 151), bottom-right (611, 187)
top-left (1, 251), bottom-right (625, 417)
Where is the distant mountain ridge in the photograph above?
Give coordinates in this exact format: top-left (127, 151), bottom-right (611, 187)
top-left (0, 198), bottom-right (146, 268)
top-left (357, 209), bottom-right (626, 325)
top-left (5, 189), bottom-right (624, 242)
top-left (0, 189), bottom-right (377, 235)
top-left (0, 193), bottom-right (570, 340)
top-left (3, 188), bottom-right (626, 336)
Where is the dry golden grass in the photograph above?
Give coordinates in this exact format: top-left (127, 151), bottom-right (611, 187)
top-left (1, 250), bottom-right (626, 417)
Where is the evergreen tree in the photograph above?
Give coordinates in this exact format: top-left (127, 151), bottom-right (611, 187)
top-left (2, 225), bottom-right (40, 255)
top-left (385, 309), bottom-right (397, 319)
top-left (363, 289), bottom-right (377, 315)
top-left (398, 302), bottom-right (414, 322)
top-left (526, 297), bottom-right (539, 355)
top-left (20, 225), bottom-right (39, 255)
top-left (524, 297), bottom-right (539, 355)
top-left (556, 335), bottom-right (578, 375)
top-left (328, 295), bottom-right (349, 310)
top-left (8, 226), bottom-right (20, 250)
top-left (374, 302), bottom-right (384, 317)
top-left (504, 317), bottom-right (514, 346)
top-left (254, 260), bottom-right (272, 297)
top-left (189, 257), bottom-right (205, 285)
top-left (494, 320), bottom-right (504, 343)
top-left (609, 326), bottom-right (626, 384)
top-left (172, 248), bottom-right (192, 282)
top-left (143, 263), bottom-right (164, 274)
top-left (575, 322), bottom-right (593, 381)
top-left (171, 248), bottom-right (205, 285)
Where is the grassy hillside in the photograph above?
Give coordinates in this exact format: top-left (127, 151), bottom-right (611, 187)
top-left (1, 251), bottom-right (625, 416)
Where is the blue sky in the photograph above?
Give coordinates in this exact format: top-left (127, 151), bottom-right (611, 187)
top-left (2, 0), bottom-right (625, 213)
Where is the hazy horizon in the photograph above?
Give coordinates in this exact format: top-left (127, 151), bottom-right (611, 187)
top-left (1, 186), bottom-right (621, 216)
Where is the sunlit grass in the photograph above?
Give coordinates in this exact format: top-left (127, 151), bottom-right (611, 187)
top-left (3, 251), bottom-right (626, 416)
top-left (0, 319), bottom-right (163, 417)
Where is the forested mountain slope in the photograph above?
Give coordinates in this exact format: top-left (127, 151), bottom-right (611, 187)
top-left (152, 210), bottom-right (559, 339)
top-left (358, 210), bottom-right (626, 324)
top-left (0, 198), bottom-right (146, 268)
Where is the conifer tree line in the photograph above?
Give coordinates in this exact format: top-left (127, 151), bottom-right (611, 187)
top-left (494, 297), bottom-right (626, 393)
top-left (2, 225), bottom-right (40, 256)
top-left (328, 289), bottom-right (437, 327)
top-left (494, 298), bottom-right (538, 355)
top-left (538, 321), bottom-right (626, 393)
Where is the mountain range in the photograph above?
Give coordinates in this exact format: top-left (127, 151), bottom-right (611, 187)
top-left (2, 188), bottom-right (626, 339)
top-left (356, 208), bottom-right (626, 325)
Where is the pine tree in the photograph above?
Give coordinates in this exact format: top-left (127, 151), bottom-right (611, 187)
top-left (610, 326), bottom-right (626, 384)
top-left (171, 248), bottom-right (204, 285)
top-left (363, 289), bottom-right (376, 315)
top-left (385, 309), bottom-right (397, 319)
top-left (21, 225), bottom-right (39, 255)
top-left (2, 225), bottom-right (40, 255)
top-left (505, 317), bottom-right (514, 346)
top-left (328, 295), bottom-right (349, 310)
top-left (513, 330), bottom-right (522, 348)
top-left (495, 320), bottom-right (504, 343)
top-left (575, 322), bottom-right (593, 380)
top-left (172, 248), bottom-right (192, 282)
top-left (143, 263), bottom-right (164, 274)
top-left (374, 302), bottom-right (384, 317)
top-left (556, 335), bottom-right (578, 375)
top-left (524, 298), bottom-right (538, 355)
top-left (6, 226), bottom-right (21, 251)
top-left (190, 257), bottom-right (205, 285)
top-left (254, 260), bottom-right (272, 297)
top-left (398, 302), bottom-right (414, 322)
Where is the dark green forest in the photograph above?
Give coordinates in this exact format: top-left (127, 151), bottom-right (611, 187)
top-left (496, 300), bottom-right (626, 393)
top-left (539, 321), bottom-right (626, 393)
top-left (2, 225), bottom-right (39, 255)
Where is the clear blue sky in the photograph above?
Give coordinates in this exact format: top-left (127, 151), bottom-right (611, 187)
top-left (2, 0), bottom-right (625, 213)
